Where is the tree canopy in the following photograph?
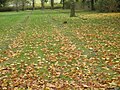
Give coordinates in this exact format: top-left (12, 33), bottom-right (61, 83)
top-left (0, 0), bottom-right (8, 7)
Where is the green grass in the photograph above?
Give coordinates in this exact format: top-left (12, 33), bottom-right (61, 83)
top-left (0, 10), bottom-right (120, 90)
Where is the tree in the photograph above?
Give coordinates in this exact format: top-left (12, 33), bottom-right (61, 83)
top-left (82, 0), bottom-right (86, 8)
top-left (45, 0), bottom-right (48, 3)
top-left (63, 0), bottom-right (65, 9)
top-left (0, 0), bottom-right (7, 7)
top-left (51, 0), bottom-right (54, 9)
top-left (60, 0), bottom-right (65, 9)
top-left (15, 0), bottom-right (19, 12)
top-left (95, 0), bottom-right (118, 12)
top-left (70, 0), bottom-right (76, 17)
top-left (21, 0), bottom-right (25, 11)
top-left (91, 0), bottom-right (95, 10)
top-left (116, 0), bottom-right (120, 10)
top-left (21, 0), bottom-right (30, 11)
top-left (32, 0), bottom-right (35, 10)
top-left (41, 0), bottom-right (44, 9)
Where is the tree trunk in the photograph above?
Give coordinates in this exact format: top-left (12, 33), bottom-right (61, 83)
top-left (16, 0), bottom-right (19, 12)
top-left (41, 0), bottom-right (44, 9)
top-left (51, 0), bottom-right (54, 9)
top-left (63, 0), bottom-right (65, 9)
top-left (22, 1), bottom-right (25, 11)
top-left (32, 0), bottom-right (35, 10)
top-left (82, 0), bottom-right (85, 8)
top-left (70, 0), bottom-right (76, 17)
top-left (91, 0), bottom-right (95, 10)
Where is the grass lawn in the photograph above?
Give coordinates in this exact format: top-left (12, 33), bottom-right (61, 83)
top-left (0, 10), bottom-right (120, 90)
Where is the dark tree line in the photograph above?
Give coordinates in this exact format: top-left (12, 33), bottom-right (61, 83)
top-left (0, 0), bottom-right (120, 17)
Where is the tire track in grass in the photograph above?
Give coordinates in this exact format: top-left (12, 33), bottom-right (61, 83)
top-left (0, 12), bottom-right (30, 47)
top-left (42, 13), bottom-right (93, 88)
top-left (46, 11), bottom-right (120, 89)
top-left (0, 11), bottom-right (33, 66)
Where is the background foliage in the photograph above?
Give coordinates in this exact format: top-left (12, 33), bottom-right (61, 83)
top-left (0, 0), bottom-right (120, 12)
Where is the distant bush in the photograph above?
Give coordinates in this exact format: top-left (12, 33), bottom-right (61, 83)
top-left (95, 0), bottom-right (118, 12)
top-left (64, 1), bottom-right (80, 9)
top-left (0, 7), bottom-right (15, 12)
top-left (116, 0), bottom-right (120, 11)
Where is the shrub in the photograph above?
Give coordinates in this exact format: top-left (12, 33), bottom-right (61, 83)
top-left (64, 0), bottom-right (71, 9)
top-left (0, 7), bottom-right (15, 12)
top-left (95, 0), bottom-right (118, 12)
top-left (116, 0), bottom-right (120, 11)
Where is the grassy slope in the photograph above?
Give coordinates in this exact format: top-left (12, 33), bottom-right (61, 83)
top-left (0, 10), bottom-right (120, 89)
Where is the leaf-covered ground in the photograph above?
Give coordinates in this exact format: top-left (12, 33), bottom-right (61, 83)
top-left (0, 10), bottom-right (120, 90)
